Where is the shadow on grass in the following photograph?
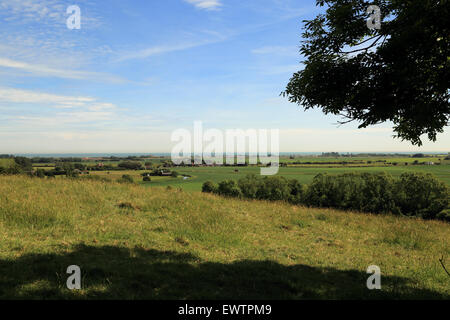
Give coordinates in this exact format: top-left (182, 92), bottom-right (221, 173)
top-left (0, 244), bottom-right (447, 299)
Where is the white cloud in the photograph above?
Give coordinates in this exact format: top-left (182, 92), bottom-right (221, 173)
top-left (0, 87), bottom-right (95, 105)
top-left (0, 57), bottom-right (126, 83)
top-left (115, 35), bottom-right (228, 62)
top-left (0, 0), bottom-right (65, 24)
top-left (184, 0), bottom-right (223, 11)
top-left (0, 0), bottom-right (101, 28)
top-left (115, 43), bottom-right (204, 62)
top-left (0, 87), bottom-right (121, 124)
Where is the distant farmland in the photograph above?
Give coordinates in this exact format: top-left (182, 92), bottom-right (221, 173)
top-left (86, 163), bottom-right (450, 191)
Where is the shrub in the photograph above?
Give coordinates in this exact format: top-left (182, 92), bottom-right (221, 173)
top-left (436, 209), bottom-right (450, 222)
top-left (217, 180), bottom-right (241, 198)
top-left (118, 174), bottom-right (134, 184)
top-left (303, 173), bottom-right (343, 209)
top-left (118, 161), bottom-right (143, 170)
top-left (5, 164), bottom-right (22, 175)
top-left (394, 172), bottom-right (448, 219)
top-left (14, 157), bottom-right (32, 171)
top-left (171, 171), bottom-right (179, 178)
top-left (288, 179), bottom-right (304, 204)
top-left (256, 176), bottom-right (291, 201)
top-left (35, 169), bottom-right (46, 178)
top-left (46, 171), bottom-right (55, 178)
top-left (358, 172), bottom-right (398, 214)
top-left (237, 174), bottom-right (261, 199)
top-left (143, 176), bottom-right (151, 182)
top-left (202, 181), bottom-right (217, 193)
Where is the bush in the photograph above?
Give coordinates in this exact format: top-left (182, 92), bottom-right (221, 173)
top-left (256, 176), bottom-right (291, 201)
top-left (143, 176), bottom-right (151, 182)
top-left (5, 164), bottom-right (22, 175)
top-left (46, 171), bottom-right (55, 178)
top-left (358, 173), bottom-right (398, 214)
top-left (217, 180), bottom-right (241, 198)
top-left (237, 174), bottom-right (261, 199)
top-left (118, 174), bottom-right (134, 184)
top-left (303, 173), bottom-right (400, 214)
top-left (171, 171), bottom-right (179, 178)
top-left (202, 181), bottom-right (217, 193)
top-left (35, 169), bottom-right (46, 178)
top-left (436, 209), bottom-right (450, 222)
top-left (288, 179), bottom-right (304, 204)
top-left (394, 172), bottom-right (448, 219)
top-left (118, 161), bottom-right (143, 170)
top-left (14, 157), bottom-right (32, 171)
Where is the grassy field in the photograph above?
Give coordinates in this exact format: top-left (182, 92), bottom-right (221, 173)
top-left (88, 164), bottom-right (450, 191)
top-left (0, 159), bottom-right (14, 168)
top-left (0, 175), bottom-right (449, 299)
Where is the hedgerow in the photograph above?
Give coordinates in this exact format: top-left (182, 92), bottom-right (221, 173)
top-left (203, 172), bottom-right (449, 221)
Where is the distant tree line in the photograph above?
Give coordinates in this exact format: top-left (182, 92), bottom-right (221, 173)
top-left (203, 173), bottom-right (449, 221)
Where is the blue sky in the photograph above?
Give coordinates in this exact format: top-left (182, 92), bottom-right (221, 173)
top-left (0, 0), bottom-right (448, 153)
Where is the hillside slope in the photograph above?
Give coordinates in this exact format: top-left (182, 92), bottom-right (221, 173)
top-left (0, 176), bottom-right (449, 299)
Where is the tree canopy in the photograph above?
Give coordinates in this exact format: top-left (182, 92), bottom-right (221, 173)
top-left (283, 0), bottom-right (449, 145)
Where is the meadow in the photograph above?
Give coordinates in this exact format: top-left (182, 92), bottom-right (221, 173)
top-left (88, 163), bottom-right (450, 191)
top-left (0, 158), bottom-right (14, 168)
top-left (0, 175), bottom-right (449, 299)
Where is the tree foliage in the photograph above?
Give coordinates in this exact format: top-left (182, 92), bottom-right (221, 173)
top-left (283, 0), bottom-right (449, 145)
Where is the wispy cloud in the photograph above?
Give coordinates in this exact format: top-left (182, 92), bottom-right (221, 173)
top-left (184, 0), bottom-right (223, 11)
top-left (115, 33), bottom-right (228, 62)
top-left (115, 42), bottom-right (205, 62)
top-left (0, 87), bottom-right (95, 105)
top-left (0, 57), bottom-right (125, 83)
top-left (0, 0), bottom-right (101, 28)
top-left (0, 0), bottom-right (66, 24)
top-left (0, 87), bottom-right (120, 120)
top-left (0, 87), bottom-right (127, 142)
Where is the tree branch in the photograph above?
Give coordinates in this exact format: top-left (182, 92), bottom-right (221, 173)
top-left (439, 256), bottom-right (450, 277)
top-left (340, 35), bottom-right (384, 54)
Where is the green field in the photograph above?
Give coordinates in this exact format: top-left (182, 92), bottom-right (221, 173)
top-left (0, 175), bottom-right (449, 299)
top-left (0, 159), bottom-right (14, 168)
top-left (88, 164), bottom-right (450, 191)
